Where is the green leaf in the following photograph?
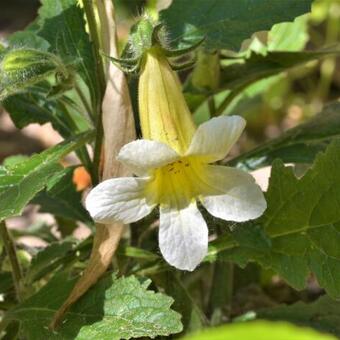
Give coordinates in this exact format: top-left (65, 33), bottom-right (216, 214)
top-left (180, 321), bottom-right (336, 340)
top-left (153, 272), bottom-right (206, 332)
top-left (5, 273), bottom-right (183, 340)
top-left (197, 14), bottom-right (310, 120)
top-left (220, 48), bottom-right (340, 99)
top-left (0, 131), bottom-right (93, 221)
top-left (267, 14), bottom-right (309, 52)
top-left (240, 13), bottom-right (309, 55)
top-left (25, 241), bottom-right (76, 283)
top-left (0, 272), bottom-right (13, 294)
top-left (31, 167), bottom-right (91, 223)
top-left (258, 295), bottom-right (340, 337)
top-left (188, 47), bottom-right (340, 114)
top-left (8, 31), bottom-right (50, 51)
top-left (2, 4), bottom-right (95, 135)
top-left (210, 141), bottom-right (340, 297)
top-left (229, 101), bottom-right (340, 170)
top-left (2, 84), bottom-right (91, 138)
top-left (160, 0), bottom-right (312, 50)
top-left (23, 237), bottom-right (92, 284)
top-left (37, 0), bottom-right (99, 106)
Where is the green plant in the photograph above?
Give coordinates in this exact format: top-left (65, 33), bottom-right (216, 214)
top-left (0, 0), bottom-right (340, 339)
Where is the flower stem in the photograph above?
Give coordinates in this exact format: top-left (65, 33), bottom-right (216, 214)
top-left (0, 221), bottom-right (23, 302)
top-left (82, 0), bottom-right (107, 185)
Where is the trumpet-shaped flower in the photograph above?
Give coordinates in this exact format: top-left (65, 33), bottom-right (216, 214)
top-left (86, 47), bottom-right (267, 271)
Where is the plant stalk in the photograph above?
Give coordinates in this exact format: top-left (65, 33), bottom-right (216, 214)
top-left (208, 261), bottom-right (234, 325)
top-left (0, 221), bottom-right (23, 302)
top-left (208, 224), bottom-right (234, 325)
top-left (82, 0), bottom-right (107, 184)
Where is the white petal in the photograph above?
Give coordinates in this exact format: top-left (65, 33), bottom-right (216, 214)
top-left (186, 116), bottom-right (246, 162)
top-left (201, 165), bottom-right (267, 222)
top-left (117, 139), bottom-right (179, 175)
top-left (85, 177), bottom-right (156, 224)
top-left (159, 202), bottom-right (208, 271)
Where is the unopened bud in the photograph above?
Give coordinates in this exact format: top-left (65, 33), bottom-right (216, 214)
top-left (0, 48), bottom-right (71, 100)
top-left (191, 50), bottom-right (220, 92)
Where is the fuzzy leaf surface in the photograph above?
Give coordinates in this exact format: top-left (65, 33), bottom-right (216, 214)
top-left (4, 273), bottom-right (183, 340)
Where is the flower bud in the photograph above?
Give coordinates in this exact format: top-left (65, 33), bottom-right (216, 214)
top-left (128, 17), bottom-right (155, 58)
top-left (109, 16), bottom-right (203, 74)
top-left (0, 48), bottom-right (70, 100)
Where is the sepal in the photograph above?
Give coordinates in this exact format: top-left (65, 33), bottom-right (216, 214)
top-left (106, 16), bottom-right (204, 74)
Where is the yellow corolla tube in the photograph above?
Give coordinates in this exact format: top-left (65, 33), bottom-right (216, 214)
top-left (138, 47), bottom-right (196, 154)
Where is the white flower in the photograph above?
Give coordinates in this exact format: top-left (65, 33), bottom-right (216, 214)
top-left (86, 115), bottom-right (267, 271)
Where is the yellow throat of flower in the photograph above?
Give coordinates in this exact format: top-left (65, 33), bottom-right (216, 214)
top-left (138, 47), bottom-right (196, 154)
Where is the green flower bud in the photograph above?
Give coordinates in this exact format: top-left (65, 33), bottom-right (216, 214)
top-left (0, 48), bottom-right (71, 100)
top-left (128, 16), bottom-right (156, 58)
top-left (191, 50), bottom-right (220, 92)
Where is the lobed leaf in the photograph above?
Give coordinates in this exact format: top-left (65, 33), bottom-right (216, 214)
top-left (214, 140), bottom-right (340, 297)
top-left (4, 273), bottom-right (183, 340)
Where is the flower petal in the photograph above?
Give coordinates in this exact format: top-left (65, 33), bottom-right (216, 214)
top-left (186, 116), bottom-right (246, 162)
top-left (159, 202), bottom-right (208, 271)
top-left (201, 165), bottom-right (267, 222)
top-left (85, 177), bottom-right (156, 224)
top-left (117, 139), bottom-right (179, 175)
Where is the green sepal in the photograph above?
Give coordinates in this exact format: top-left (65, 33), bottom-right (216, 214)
top-left (107, 17), bottom-right (205, 75)
top-left (169, 58), bottom-right (196, 71)
top-left (151, 23), bottom-right (165, 46)
top-left (164, 37), bottom-right (205, 57)
top-left (105, 54), bottom-right (139, 66)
